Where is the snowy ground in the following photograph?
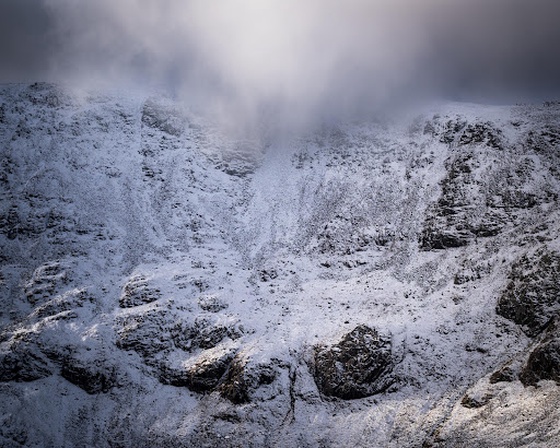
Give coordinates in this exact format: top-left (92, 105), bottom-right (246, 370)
top-left (1, 83), bottom-right (560, 447)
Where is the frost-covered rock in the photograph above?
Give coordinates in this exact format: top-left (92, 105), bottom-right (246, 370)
top-left (116, 308), bottom-right (175, 358)
top-left (219, 354), bottom-right (281, 404)
top-left (23, 262), bottom-right (69, 305)
top-left (61, 356), bottom-right (118, 394)
top-left (312, 325), bottom-right (394, 399)
top-left (160, 346), bottom-right (237, 392)
top-left (141, 98), bottom-right (186, 136)
top-left (3, 85), bottom-right (560, 447)
top-left (0, 344), bottom-right (52, 382)
top-left (496, 249), bottom-right (560, 336)
top-left (119, 275), bottom-right (161, 308)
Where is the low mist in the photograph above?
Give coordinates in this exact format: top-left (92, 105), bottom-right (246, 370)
top-left (2, 0), bottom-right (560, 132)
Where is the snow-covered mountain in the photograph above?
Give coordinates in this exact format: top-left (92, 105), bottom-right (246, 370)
top-left (1, 82), bottom-right (560, 447)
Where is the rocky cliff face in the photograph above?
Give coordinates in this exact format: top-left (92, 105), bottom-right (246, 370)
top-left (1, 83), bottom-right (560, 447)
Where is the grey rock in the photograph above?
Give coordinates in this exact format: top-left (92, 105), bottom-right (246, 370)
top-left (116, 308), bottom-right (174, 358)
top-left (119, 276), bottom-right (161, 308)
top-left (312, 325), bottom-right (394, 400)
top-left (219, 355), bottom-right (278, 404)
top-left (520, 320), bottom-right (560, 386)
top-left (61, 357), bottom-right (118, 394)
top-left (141, 99), bottom-right (186, 136)
top-left (0, 345), bottom-right (52, 382)
top-left (160, 347), bottom-right (236, 392)
top-left (496, 249), bottom-right (560, 336)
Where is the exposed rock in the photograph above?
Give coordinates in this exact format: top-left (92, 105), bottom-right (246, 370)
top-left (424, 116), bottom-right (503, 149)
top-left (119, 276), bottom-right (161, 308)
top-left (171, 316), bottom-right (244, 352)
top-left (496, 249), bottom-right (560, 336)
top-left (520, 320), bottom-right (560, 386)
top-left (116, 308), bottom-right (175, 358)
top-left (198, 295), bottom-right (228, 313)
top-left (489, 364), bottom-right (516, 384)
top-left (61, 357), bottom-right (118, 394)
top-left (141, 98), bottom-right (186, 136)
top-left (460, 392), bottom-right (492, 409)
top-left (525, 125), bottom-right (560, 156)
top-left (160, 346), bottom-right (237, 392)
top-left (312, 325), bottom-right (394, 399)
top-left (31, 288), bottom-right (94, 319)
top-left (24, 262), bottom-right (69, 305)
top-left (219, 355), bottom-right (278, 404)
top-left (0, 345), bottom-right (52, 382)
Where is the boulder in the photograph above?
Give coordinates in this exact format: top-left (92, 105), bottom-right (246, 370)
top-left (312, 325), bottom-right (394, 399)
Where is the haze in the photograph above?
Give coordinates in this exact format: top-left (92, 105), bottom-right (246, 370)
top-left (1, 0), bottom-right (559, 130)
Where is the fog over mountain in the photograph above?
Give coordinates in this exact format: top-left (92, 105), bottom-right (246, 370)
top-left (2, 0), bottom-right (560, 129)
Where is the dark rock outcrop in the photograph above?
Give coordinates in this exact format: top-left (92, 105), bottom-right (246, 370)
top-left (61, 357), bottom-right (118, 394)
top-left (496, 249), bottom-right (560, 336)
top-left (160, 347), bottom-right (237, 392)
top-left (520, 320), bottom-right (560, 386)
top-left (219, 355), bottom-right (278, 404)
top-left (489, 364), bottom-right (516, 384)
top-left (0, 346), bottom-right (52, 382)
top-left (312, 325), bottom-right (393, 400)
top-left (119, 276), bottom-right (161, 308)
top-left (116, 308), bottom-right (175, 358)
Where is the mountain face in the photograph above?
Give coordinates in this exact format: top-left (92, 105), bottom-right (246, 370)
top-left (1, 82), bottom-right (560, 447)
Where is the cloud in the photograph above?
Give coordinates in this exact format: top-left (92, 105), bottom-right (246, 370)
top-left (1, 0), bottom-right (560, 130)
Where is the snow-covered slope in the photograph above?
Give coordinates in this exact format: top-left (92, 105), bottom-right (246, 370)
top-left (2, 83), bottom-right (560, 447)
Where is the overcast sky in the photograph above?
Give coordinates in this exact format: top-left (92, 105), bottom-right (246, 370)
top-left (1, 0), bottom-right (560, 127)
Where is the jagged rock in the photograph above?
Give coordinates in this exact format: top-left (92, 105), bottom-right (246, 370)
top-left (141, 99), bottom-right (186, 136)
top-left (519, 320), bottom-right (560, 386)
top-left (60, 357), bottom-right (118, 394)
top-left (23, 262), bottom-right (69, 305)
top-left (116, 308), bottom-right (175, 358)
top-left (458, 122), bottom-right (503, 149)
top-left (171, 316), bottom-right (243, 352)
top-left (119, 276), bottom-right (161, 308)
top-left (489, 364), bottom-right (516, 384)
top-left (31, 288), bottom-right (94, 319)
top-left (419, 229), bottom-right (470, 250)
top-left (424, 116), bottom-right (503, 149)
top-left (460, 392), bottom-right (492, 409)
top-left (312, 325), bottom-right (394, 399)
top-left (219, 355), bottom-right (278, 404)
top-left (496, 249), bottom-right (560, 336)
top-left (160, 347), bottom-right (237, 392)
top-left (525, 126), bottom-right (560, 155)
top-left (420, 153), bottom-right (480, 250)
top-left (0, 345), bottom-right (52, 382)
top-left (198, 295), bottom-right (228, 313)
